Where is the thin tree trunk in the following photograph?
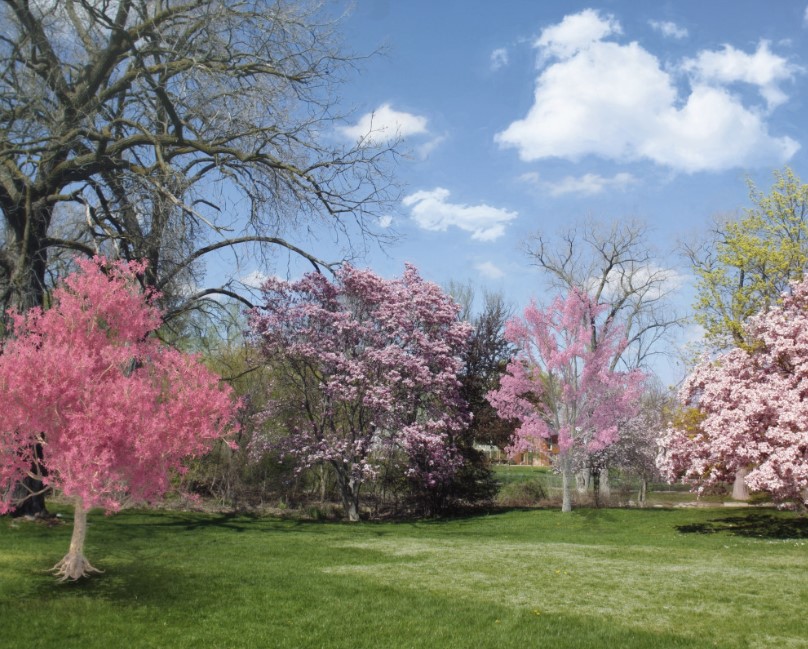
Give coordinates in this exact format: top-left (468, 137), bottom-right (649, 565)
top-left (51, 498), bottom-right (102, 581)
top-left (561, 454), bottom-right (572, 513)
top-left (638, 477), bottom-right (648, 507)
top-left (592, 470), bottom-right (601, 508)
top-left (600, 469), bottom-right (610, 499)
top-left (333, 464), bottom-right (361, 522)
top-left (575, 469), bottom-right (589, 494)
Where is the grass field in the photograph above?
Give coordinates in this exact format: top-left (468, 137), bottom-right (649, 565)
top-left (1, 506), bottom-right (806, 649)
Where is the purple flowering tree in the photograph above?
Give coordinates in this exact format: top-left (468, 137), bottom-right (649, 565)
top-left (248, 264), bottom-right (471, 521)
top-left (487, 290), bottom-right (645, 512)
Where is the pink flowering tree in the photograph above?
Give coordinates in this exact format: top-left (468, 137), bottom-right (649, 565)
top-left (658, 277), bottom-right (808, 508)
top-left (248, 264), bottom-right (471, 521)
top-left (0, 258), bottom-right (238, 580)
top-left (487, 290), bottom-right (645, 512)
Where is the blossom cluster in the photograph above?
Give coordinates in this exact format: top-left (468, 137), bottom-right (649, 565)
top-left (487, 289), bottom-right (645, 464)
top-left (248, 264), bottom-right (471, 499)
top-left (658, 277), bottom-right (808, 505)
top-left (0, 258), bottom-right (238, 513)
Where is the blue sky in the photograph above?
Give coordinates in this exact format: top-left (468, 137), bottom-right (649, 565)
top-left (241, 1), bottom-right (808, 385)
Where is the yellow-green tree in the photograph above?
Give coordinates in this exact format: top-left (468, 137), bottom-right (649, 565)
top-left (687, 168), bottom-right (808, 349)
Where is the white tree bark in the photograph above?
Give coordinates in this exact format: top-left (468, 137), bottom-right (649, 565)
top-left (51, 498), bottom-right (102, 581)
top-left (732, 466), bottom-right (751, 501)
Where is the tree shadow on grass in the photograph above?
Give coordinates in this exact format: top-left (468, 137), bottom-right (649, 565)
top-left (676, 513), bottom-right (808, 539)
top-left (25, 558), bottom-right (211, 607)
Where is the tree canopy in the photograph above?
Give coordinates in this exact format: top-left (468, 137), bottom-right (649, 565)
top-left (659, 274), bottom-right (808, 508)
top-left (0, 257), bottom-right (237, 578)
top-left (488, 290), bottom-right (645, 511)
top-left (248, 264), bottom-right (471, 521)
top-left (686, 167), bottom-right (808, 349)
top-left (0, 0), bottom-right (395, 319)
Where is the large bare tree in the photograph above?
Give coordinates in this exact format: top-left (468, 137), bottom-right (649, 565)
top-left (0, 0), bottom-right (396, 515)
top-left (525, 218), bottom-right (683, 372)
top-left (0, 0), bottom-right (396, 319)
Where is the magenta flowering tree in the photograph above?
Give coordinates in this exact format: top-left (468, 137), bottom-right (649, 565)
top-left (487, 290), bottom-right (645, 512)
top-left (0, 258), bottom-right (238, 580)
top-left (658, 277), bottom-right (808, 508)
top-left (249, 264), bottom-right (471, 521)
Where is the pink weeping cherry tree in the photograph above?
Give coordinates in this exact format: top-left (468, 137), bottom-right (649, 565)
top-left (0, 258), bottom-right (238, 580)
top-left (658, 277), bottom-right (808, 508)
top-left (248, 264), bottom-right (471, 521)
top-left (487, 289), bottom-right (645, 512)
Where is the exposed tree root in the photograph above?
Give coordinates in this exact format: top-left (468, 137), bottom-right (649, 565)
top-left (51, 552), bottom-right (103, 581)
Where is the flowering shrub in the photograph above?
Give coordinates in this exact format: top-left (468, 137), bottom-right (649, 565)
top-left (249, 264), bottom-right (471, 520)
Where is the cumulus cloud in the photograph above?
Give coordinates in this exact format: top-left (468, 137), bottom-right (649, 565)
top-left (649, 19), bottom-right (688, 40)
top-left (535, 8), bottom-right (621, 59)
top-left (495, 10), bottom-right (800, 173)
top-left (522, 172), bottom-right (637, 196)
top-left (378, 215), bottom-right (393, 228)
top-left (340, 104), bottom-right (428, 146)
top-left (402, 188), bottom-right (518, 241)
top-left (475, 261), bottom-right (506, 279)
top-left (490, 47), bottom-right (509, 71)
top-left (682, 41), bottom-right (800, 109)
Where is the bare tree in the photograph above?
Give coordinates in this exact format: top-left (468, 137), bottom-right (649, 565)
top-left (0, 0), bottom-right (397, 516)
top-left (0, 0), bottom-right (396, 319)
top-left (525, 218), bottom-right (683, 372)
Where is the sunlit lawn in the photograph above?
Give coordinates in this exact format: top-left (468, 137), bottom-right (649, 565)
top-left (1, 506), bottom-right (806, 648)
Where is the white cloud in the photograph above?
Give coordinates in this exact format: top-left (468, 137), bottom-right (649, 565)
top-left (378, 215), bottom-right (393, 228)
top-left (585, 263), bottom-right (686, 304)
top-left (495, 10), bottom-right (800, 173)
top-left (475, 261), bottom-right (505, 279)
top-left (649, 19), bottom-right (688, 40)
top-left (682, 41), bottom-right (800, 109)
top-left (535, 8), bottom-right (621, 60)
top-left (239, 270), bottom-right (271, 289)
top-left (340, 104), bottom-right (428, 146)
top-left (537, 172), bottom-right (637, 196)
top-left (416, 134), bottom-right (447, 158)
top-left (490, 47), bottom-right (509, 71)
top-left (402, 188), bottom-right (518, 241)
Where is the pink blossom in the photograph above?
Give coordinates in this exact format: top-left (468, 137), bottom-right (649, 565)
top-left (0, 257), bottom-right (238, 514)
top-left (248, 264), bottom-right (471, 519)
top-left (487, 289), bottom-right (645, 510)
top-left (658, 278), bottom-right (808, 506)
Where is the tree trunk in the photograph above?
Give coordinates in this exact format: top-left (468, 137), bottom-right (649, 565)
top-left (638, 478), bottom-right (648, 507)
top-left (4, 205), bottom-right (52, 517)
top-left (333, 464), bottom-right (361, 522)
top-left (51, 498), bottom-right (102, 581)
top-left (600, 469), bottom-right (610, 499)
top-left (592, 470), bottom-right (601, 508)
top-left (732, 466), bottom-right (751, 501)
top-left (561, 454), bottom-right (573, 513)
top-left (575, 469), bottom-right (589, 494)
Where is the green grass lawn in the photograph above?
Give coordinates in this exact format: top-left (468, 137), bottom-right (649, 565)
top-left (1, 506), bottom-right (806, 649)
